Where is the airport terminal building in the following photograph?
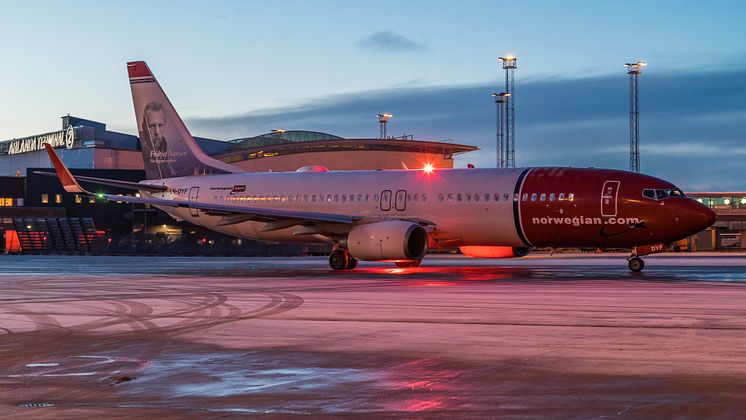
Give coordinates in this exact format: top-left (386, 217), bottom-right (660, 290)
top-left (0, 116), bottom-right (476, 254)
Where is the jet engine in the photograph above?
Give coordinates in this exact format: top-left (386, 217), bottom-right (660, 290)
top-left (459, 246), bottom-right (531, 258)
top-left (346, 221), bottom-right (428, 261)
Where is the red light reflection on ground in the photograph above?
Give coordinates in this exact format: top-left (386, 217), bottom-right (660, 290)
top-left (381, 359), bottom-right (460, 412)
top-left (356, 266), bottom-right (511, 282)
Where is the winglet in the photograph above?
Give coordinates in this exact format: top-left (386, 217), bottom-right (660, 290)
top-left (44, 143), bottom-right (89, 194)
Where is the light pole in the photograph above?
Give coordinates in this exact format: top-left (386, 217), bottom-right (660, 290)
top-left (498, 56), bottom-right (517, 167)
top-left (625, 61), bottom-right (646, 172)
top-left (491, 92), bottom-right (510, 168)
top-left (377, 113), bottom-right (392, 139)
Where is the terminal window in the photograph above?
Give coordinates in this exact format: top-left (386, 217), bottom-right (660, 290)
top-left (55, 194), bottom-right (62, 204)
top-left (41, 194), bottom-right (49, 204)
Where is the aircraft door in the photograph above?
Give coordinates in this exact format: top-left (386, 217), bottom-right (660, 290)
top-left (395, 189), bottom-right (407, 211)
top-left (601, 181), bottom-right (620, 217)
top-left (380, 190), bottom-right (392, 211)
top-left (188, 186), bottom-right (200, 217)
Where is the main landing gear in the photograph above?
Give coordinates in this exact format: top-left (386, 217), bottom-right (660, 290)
top-left (329, 249), bottom-right (358, 271)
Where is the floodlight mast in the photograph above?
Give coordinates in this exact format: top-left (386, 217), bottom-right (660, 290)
top-left (492, 92), bottom-right (510, 168)
top-left (377, 113), bottom-right (393, 139)
top-left (499, 56), bottom-right (517, 167)
top-left (626, 61), bottom-right (646, 172)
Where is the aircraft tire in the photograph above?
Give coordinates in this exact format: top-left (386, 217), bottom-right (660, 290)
top-left (345, 257), bottom-right (358, 270)
top-left (628, 257), bottom-right (644, 272)
top-left (329, 250), bottom-right (349, 270)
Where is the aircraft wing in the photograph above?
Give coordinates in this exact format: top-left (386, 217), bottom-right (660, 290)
top-left (43, 143), bottom-right (434, 230)
top-left (102, 193), bottom-right (357, 224)
top-left (34, 169), bottom-right (168, 193)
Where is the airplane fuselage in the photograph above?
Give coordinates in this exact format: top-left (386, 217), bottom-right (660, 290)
top-left (143, 166), bottom-right (714, 250)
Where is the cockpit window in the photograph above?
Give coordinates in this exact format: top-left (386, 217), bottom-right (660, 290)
top-left (642, 188), bottom-right (686, 201)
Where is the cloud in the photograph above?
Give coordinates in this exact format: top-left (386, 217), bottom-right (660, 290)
top-left (358, 31), bottom-right (426, 53)
top-left (188, 68), bottom-right (746, 191)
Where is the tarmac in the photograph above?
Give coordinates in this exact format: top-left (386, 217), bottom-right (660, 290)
top-left (1, 253), bottom-right (746, 418)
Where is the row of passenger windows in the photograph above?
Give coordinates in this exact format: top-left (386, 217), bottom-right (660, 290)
top-left (220, 192), bottom-right (515, 204)
top-left (224, 193), bottom-right (388, 204)
top-left (437, 192), bottom-right (511, 202)
top-left (522, 192), bottom-right (575, 202)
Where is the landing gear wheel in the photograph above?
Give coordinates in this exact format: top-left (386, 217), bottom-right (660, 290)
top-left (329, 250), bottom-right (349, 271)
top-left (395, 260), bottom-right (422, 268)
top-left (628, 257), bottom-right (644, 272)
top-left (345, 257), bottom-right (358, 270)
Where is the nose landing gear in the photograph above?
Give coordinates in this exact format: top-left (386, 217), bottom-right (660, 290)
top-left (628, 242), bottom-right (665, 272)
top-left (627, 256), bottom-right (645, 272)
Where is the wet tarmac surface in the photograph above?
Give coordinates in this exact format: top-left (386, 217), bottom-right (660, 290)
top-left (1, 253), bottom-right (746, 418)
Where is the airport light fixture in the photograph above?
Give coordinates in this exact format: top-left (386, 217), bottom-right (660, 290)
top-left (377, 113), bottom-right (393, 139)
top-left (626, 60), bottom-right (646, 172)
top-left (491, 92), bottom-right (510, 168)
top-left (498, 56), bottom-right (517, 167)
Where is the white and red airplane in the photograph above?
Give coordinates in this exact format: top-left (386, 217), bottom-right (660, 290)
top-left (43, 61), bottom-right (715, 272)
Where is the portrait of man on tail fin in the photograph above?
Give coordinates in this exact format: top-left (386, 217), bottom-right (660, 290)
top-left (140, 101), bottom-right (173, 178)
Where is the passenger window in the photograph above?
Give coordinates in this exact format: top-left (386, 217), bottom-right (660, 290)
top-left (540, 193), bottom-right (546, 202)
top-left (531, 193), bottom-right (537, 202)
top-left (559, 193), bottom-right (565, 201)
top-left (341, 194), bottom-right (346, 202)
top-left (311, 195), bottom-right (317, 202)
top-left (549, 193), bottom-right (555, 202)
top-left (522, 193), bottom-right (528, 202)
top-left (319, 194), bottom-right (324, 202)
top-left (422, 194), bottom-right (427, 202)
top-left (413, 194), bottom-right (419, 202)
top-left (360, 194), bottom-right (365, 202)
top-left (503, 193), bottom-right (510, 202)
top-left (457, 193), bottom-right (462, 202)
top-left (494, 193), bottom-right (500, 202)
top-left (447, 193), bottom-right (454, 202)
top-left (280, 195), bottom-right (286, 202)
top-left (474, 193), bottom-right (480, 202)
top-left (334, 194), bottom-right (339, 202)
top-left (349, 194), bottom-right (354, 202)
top-left (365, 194), bottom-right (370, 202)
top-left (466, 193), bottom-right (472, 202)
top-left (304, 195), bottom-right (309, 202)
top-left (568, 193), bottom-right (575, 201)
top-left (484, 193), bottom-right (490, 202)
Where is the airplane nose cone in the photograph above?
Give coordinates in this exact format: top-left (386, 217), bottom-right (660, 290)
top-left (691, 200), bottom-right (717, 231)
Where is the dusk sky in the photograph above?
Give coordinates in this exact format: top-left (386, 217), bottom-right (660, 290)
top-left (1, 0), bottom-right (745, 190)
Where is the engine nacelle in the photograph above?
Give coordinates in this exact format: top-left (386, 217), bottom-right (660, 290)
top-left (347, 221), bottom-right (428, 261)
top-left (459, 246), bottom-right (531, 258)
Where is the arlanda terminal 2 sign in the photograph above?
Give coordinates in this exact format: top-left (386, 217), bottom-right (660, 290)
top-left (7, 126), bottom-right (75, 155)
